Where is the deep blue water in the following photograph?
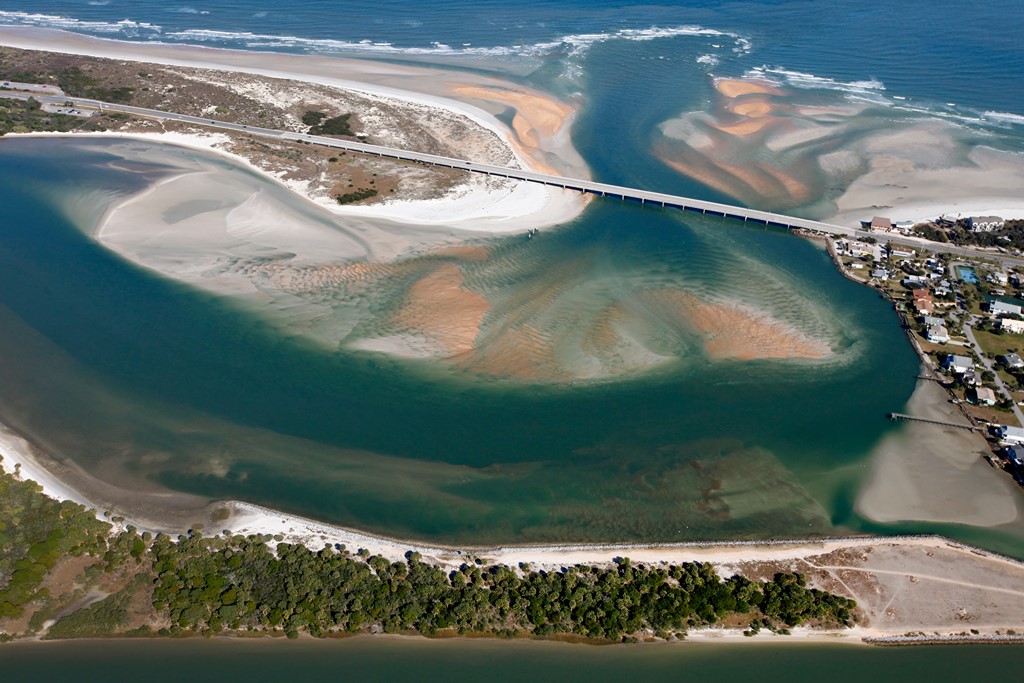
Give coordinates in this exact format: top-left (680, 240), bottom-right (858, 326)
top-left (4, 0), bottom-right (1024, 120)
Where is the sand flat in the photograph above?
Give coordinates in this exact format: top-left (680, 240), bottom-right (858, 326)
top-left (856, 377), bottom-right (1022, 527)
top-left (714, 78), bottom-right (781, 98)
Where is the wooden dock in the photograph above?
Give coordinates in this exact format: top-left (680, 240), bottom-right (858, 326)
top-left (888, 413), bottom-right (983, 431)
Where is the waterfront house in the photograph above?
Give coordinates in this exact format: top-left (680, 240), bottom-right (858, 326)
top-left (937, 214), bottom-right (960, 226)
top-left (989, 300), bottom-right (1023, 317)
top-left (911, 288), bottom-right (932, 301)
top-left (926, 325), bottom-right (950, 343)
top-left (943, 354), bottom-right (974, 374)
top-left (902, 275), bottom-right (927, 287)
top-left (1000, 318), bottom-right (1024, 334)
top-left (871, 268), bottom-right (890, 280)
top-left (923, 315), bottom-right (945, 327)
top-left (1006, 446), bottom-right (1024, 466)
top-left (1001, 353), bottom-right (1024, 369)
top-left (871, 216), bottom-right (893, 231)
top-left (995, 425), bottom-right (1024, 445)
top-left (968, 216), bottom-right (1005, 231)
top-left (914, 299), bottom-right (935, 315)
top-left (974, 387), bottom-right (997, 406)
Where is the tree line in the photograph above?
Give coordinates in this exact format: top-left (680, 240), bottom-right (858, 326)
top-left (0, 460), bottom-right (855, 642)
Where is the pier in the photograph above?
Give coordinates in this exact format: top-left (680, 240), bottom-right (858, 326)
top-left (888, 412), bottom-right (984, 432)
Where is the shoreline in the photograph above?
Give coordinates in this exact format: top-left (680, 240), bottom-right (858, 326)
top-left (0, 28), bottom-right (591, 235)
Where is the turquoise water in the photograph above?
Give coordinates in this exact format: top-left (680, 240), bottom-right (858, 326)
top-left (2, 0), bottom-right (1024, 551)
top-left (0, 136), bottom-right (922, 544)
top-left (1, 639), bottom-right (1023, 682)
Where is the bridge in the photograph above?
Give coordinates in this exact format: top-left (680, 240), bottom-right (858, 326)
top-left (3, 87), bottom-right (1022, 266)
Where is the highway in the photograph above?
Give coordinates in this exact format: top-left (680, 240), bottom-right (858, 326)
top-left (3, 87), bottom-right (1023, 267)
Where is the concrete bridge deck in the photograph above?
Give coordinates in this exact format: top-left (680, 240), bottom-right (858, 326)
top-left (4, 88), bottom-right (1023, 267)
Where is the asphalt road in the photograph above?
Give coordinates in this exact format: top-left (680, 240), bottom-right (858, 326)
top-left (4, 89), bottom-right (1024, 267)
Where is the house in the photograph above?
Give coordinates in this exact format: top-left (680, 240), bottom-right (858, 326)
top-left (963, 368), bottom-right (979, 386)
top-left (1000, 318), bottom-right (1024, 334)
top-left (849, 262), bottom-right (865, 270)
top-left (902, 275), bottom-right (927, 287)
top-left (974, 387), bottom-right (998, 406)
top-left (1001, 353), bottom-right (1024, 369)
top-left (871, 268), bottom-right (890, 280)
top-left (989, 300), bottom-right (1023, 317)
top-left (894, 220), bottom-right (915, 232)
top-left (871, 216), bottom-right (893, 231)
top-left (1005, 446), bottom-right (1024, 466)
top-left (938, 214), bottom-right (960, 226)
top-left (890, 248), bottom-right (915, 258)
top-left (911, 288), bottom-right (932, 302)
top-left (922, 315), bottom-right (945, 327)
top-left (943, 354), bottom-right (974, 374)
top-left (914, 299), bottom-right (935, 315)
top-left (968, 215), bottom-right (1005, 231)
top-left (995, 425), bottom-right (1024, 445)
top-left (989, 272), bottom-right (1009, 286)
top-left (926, 325), bottom-right (949, 343)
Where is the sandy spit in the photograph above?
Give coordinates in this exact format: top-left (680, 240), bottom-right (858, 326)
top-left (0, 26), bottom-right (589, 234)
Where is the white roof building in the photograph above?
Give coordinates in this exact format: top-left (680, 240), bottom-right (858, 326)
top-left (990, 300), bottom-right (1023, 317)
top-left (975, 387), bottom-right (997, 406)
top-left (968, 216), bottom-right (1005, 231)
top-left (1000, 318), bottom-right (1024, 334)
top-left (926, 325), bottom-right (949, 343)
top-left (944, 354), bottom-right (974, 374)
top-left (996, 425), bottom-right (1024, 445)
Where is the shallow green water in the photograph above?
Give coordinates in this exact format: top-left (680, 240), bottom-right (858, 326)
top-left (1, 639), bottom-right (1022, 683)
top-left (0, 136), bottom-right (925, 545)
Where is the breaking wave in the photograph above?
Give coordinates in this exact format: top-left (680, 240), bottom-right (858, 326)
top-left (0, 10), bottom-right (751, 59)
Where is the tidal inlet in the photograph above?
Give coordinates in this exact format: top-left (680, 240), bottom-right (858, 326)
top-left (0, 131), bottom-right (902, 545)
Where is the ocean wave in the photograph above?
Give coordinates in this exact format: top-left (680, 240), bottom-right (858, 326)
top-left (174, 7), bottom-right (211, 16)
top-left (0, 11), bottom-right (161, 35)
top-left (746, 65), bottom-right (886, 96)
top-left (0, 10), bottom-right (751, 60)
top-left (982, 110), bottom-right (1024, 126)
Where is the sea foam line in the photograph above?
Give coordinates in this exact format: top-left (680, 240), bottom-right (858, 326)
top-left (0, 10), bottom-right (752, 59)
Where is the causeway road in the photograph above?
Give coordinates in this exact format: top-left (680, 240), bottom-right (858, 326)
top-left (4, 89), bottom-right (1024, 268)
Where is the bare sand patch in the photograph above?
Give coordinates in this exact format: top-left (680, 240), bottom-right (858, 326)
top-left (712, 117), bottom-right (774, 137)
top-left (729, 99), bottom-right (773, 118)
top-left (390, 263), bottom-right (491, 357)
top-left (456, 324), bottom-right (566, 381)
top-left (452, 85), bottom-right (575, 141)
top-left (647, 291), bottom-right (829, 360)
top-left (715, 78), bottom-right (781, 98)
